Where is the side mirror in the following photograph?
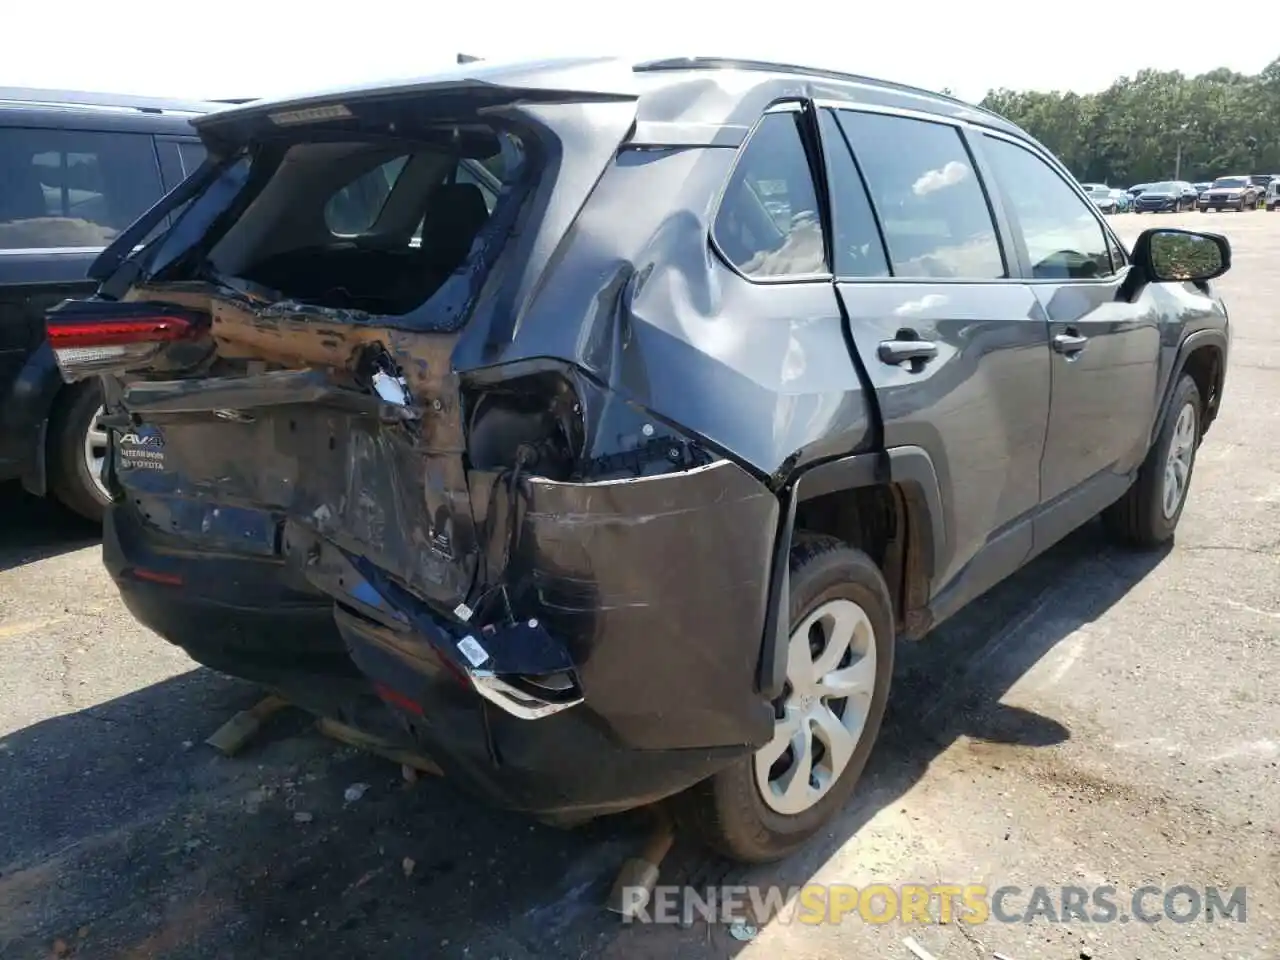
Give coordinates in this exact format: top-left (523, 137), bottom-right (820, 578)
top-left (1132, 228), bottom-right (1231, 283)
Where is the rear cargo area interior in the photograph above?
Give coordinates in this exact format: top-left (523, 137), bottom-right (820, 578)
top-left (206, 134), bottom-right (514, 315)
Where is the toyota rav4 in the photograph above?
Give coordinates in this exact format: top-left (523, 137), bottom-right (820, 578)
top-left (47, 56), bottom-right (1231, 863)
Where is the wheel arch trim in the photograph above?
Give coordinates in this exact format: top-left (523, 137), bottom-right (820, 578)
top-left (1151, 328), bottom-right (1228, 447)
top-left (756, 445), bottom-right (946, 698)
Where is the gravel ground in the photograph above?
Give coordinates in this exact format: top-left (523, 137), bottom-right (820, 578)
top-left (1, 210), bottom-right (1277, 960)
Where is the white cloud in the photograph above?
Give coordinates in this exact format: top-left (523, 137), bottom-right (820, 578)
top-left (913, 161), bottom-right (970, 197)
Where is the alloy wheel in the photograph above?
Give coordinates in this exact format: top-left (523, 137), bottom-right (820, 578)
top-left (1162, 401), bottom-right (1197, 519)
top-left (82, 405), bottom-right (110, 501)
top-left (754, 598), bottom-right (877, 816)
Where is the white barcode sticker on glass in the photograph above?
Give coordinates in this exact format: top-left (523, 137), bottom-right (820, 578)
top-left (456, 635), bottom-right (489, 668)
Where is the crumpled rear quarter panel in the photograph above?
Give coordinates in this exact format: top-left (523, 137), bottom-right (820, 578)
top-left (520, 459), bottom-right (778, 750)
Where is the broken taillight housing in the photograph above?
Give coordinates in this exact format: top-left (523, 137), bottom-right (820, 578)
top-left (45, 301), bottom-right (210, 382)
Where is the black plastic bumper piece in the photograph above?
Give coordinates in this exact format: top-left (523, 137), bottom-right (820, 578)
top-left (335, 604), bottom-right (745, 820)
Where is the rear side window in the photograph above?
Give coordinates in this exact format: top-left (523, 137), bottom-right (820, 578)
top-left (713, 110), bottom-right (826, 278)
top-left (980, 135), bottom-right (1114, 280)
top-left (178, 142), bottom-right (207, 177)
top-left (0, 128), bottom-right (163, 250)
top-left (835, 110), bottom-right (1005, 280)
top-left (324, 156), bottom-right (410, 236)
top-left (817, 109), bottom-right (890, 278)
top-left (454, 161), bottom-right (498, 213)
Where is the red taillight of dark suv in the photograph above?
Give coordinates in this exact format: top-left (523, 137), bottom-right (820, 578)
top-left (45, 301), bottom-right (211, 382)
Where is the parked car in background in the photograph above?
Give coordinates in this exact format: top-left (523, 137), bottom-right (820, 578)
top-left (1198, 175), bottom-right (1260, 212)
top-left (1247, 175), bottom-right (1273, 209)
top-left (1081, 182), bottom-right (1118, 213)
top-left (48, 56), bottom-right (1232, 864)
top-left (0, 88), bottom-right (215, 520)
top-left (1133, 181), bottom-right (1196, 212)
top-left (1265, 178), bottom-right (1280, 211)
top-left (1128, 184), bottom-right (1149, 204)
top-left (1193, 181), bottom-right (1212, 194)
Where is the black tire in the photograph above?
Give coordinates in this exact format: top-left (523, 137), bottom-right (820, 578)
top-left (1103, 374), bottom-right (1201, 548)
top-left (48, 380), bottom-right (109, 523)
top-left (676, 534), bottom-right (894, 863)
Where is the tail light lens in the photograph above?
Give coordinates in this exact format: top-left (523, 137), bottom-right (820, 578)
top-left (45, 302), bottom-right (209, 382)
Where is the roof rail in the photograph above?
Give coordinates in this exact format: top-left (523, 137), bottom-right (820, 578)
top-left (633, 57), bottom-right (992, 116)
top-left (0, 86), bottom-right (216, 115)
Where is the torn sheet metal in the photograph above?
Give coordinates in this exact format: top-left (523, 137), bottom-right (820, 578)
top-left (113, 285), bottom-right (479, 609)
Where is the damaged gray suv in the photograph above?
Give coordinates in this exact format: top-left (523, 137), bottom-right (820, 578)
top-left (48, 56), bottom-right (1231, 863)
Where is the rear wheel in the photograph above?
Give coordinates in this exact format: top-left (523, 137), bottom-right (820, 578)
top-left (48, 381), bottom-right (110, 523)
top-left (1103, 374), bottom-right (1201, 547)
top-left (677, 535), bottom-right (894, 863)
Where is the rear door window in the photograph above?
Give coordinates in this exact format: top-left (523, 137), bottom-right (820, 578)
top-left (157, 141), bottom-right (185, 190)
top-left (178, 141), bottom-right (207, 176)
top-left (0, 128), bottom-right (164, 250)
top-left (816, 109), bottom-right (890, 278)
top-left (835, 110), bottom-right (1005, 280)
top-left (713, 109), bottom-right (827, 279)
top-left (324, 156), bottom-right (410, 236)
top-left (454, 160), bottom-right (499, 213)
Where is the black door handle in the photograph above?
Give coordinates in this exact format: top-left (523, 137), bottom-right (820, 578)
top-left (878, 339), bottom-right (939, 365)
top-left (1052, 333), bottom-right (1088, 355)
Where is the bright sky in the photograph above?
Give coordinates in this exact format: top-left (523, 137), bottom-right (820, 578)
top-left (6, 1), bottom-right (1275, 104)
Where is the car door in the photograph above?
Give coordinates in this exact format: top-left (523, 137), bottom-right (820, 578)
top-left (975, 130), bottom-right (1159, 548)
top-left (816, 104), bottom-right (1052, 604)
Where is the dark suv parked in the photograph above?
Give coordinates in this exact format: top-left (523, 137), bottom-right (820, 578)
top-left (0, 88), bottom-right (215, 519)
top-left (1132, 180), bottom-right (1196, 212)
top-left (49, 57), bottom-right (1231, 863)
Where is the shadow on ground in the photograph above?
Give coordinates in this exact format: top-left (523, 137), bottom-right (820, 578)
top-left (0, 520), bottom-right (1168, 960)
top-left (0, 482), bottom-right (99, 573)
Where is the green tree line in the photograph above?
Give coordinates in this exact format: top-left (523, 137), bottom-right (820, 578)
top-left (970, 59), bottom-right (1280, 186)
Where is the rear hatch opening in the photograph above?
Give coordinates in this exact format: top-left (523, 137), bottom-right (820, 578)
top-left (49, 92), bottom-right (596, 717)
top-left (195, 132), bottom-right (517, 320)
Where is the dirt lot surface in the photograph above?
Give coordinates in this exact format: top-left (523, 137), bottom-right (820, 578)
top-left (1, 210), bottom-right (1277, 960)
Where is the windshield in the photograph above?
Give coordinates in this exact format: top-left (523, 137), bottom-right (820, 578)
top-left (1212, 177), bottom-right (1248, 189)
top-left (1081, 183), bottom-right (1107, 194)
top-left (1144, 182), bottom-right (1177, 193)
